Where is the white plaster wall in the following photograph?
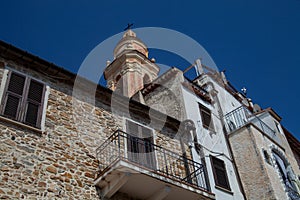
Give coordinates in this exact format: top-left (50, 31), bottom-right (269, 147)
top-left (257, 112), bottom-right (283, 135)
top-left (181, 86), bottom-right (245, 200)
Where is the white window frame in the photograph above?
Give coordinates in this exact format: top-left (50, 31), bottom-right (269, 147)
top-left (0, 67), bottom-right (49, 131)
top-left (123, 118), bottom-right (158, 169)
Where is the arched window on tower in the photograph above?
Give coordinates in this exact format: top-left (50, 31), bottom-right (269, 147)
top-left (272, 151), bottom-right (300, 199)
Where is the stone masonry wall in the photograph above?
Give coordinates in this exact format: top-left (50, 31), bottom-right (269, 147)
top-left (0, 64), bottom-right (121, 199)
top-left (144, 69), bottom-right (187, 121)
top-left (0, 60), bottom-right (190, 199)
top-left (251, 127), bottom-right (291, 200)
top-left (228, 126), bottom-right (277, 200)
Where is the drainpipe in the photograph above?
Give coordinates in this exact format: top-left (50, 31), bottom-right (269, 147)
top-left (179, 122), bottom-right (193, 184)
top-left (181, 120), bottom-right (211, 191)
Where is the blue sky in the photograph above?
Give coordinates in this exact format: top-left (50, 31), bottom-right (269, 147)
top-left (0, 0), bottom-right (299, 140)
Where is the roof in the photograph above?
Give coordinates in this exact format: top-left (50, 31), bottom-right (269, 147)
top-left (141, 67), bottom-right (211, 103)
top-left (282, 127), bottom-right (300, 154)
top-left (0, 40), bottom-right (181, 134)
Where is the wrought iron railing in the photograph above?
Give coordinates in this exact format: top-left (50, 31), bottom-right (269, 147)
top-left (96, 130), bottom-right (209, 191)
top-left (224, 106), bottom-right (282, 145)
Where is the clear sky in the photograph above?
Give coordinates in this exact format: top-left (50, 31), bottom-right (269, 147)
top-left (0, 0), bottom-right (299, 140)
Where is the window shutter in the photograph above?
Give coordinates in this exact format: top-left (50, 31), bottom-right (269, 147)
top-left (141, 126), bottom-right (152, 138)
top-left (126, 120), bottom-right (139, 137)
top-left (215, 167), bottom-right (229, 188)
top-left (27, 80), bottom-right (44, 103)
top-left (7, 73), bottom-right (26, 95)
top-left (2, 73), bottom-right (26, 119)
top-left (0, 71), bottom-right (46, 128)
top-left (24, 80), bottom-right (44, 127)
top-left (211, 156), bottom-right (231, 190)
top-left (3, 95), bottom-right (20, 119)
top-left (25, 102), bottom-right (39, 126)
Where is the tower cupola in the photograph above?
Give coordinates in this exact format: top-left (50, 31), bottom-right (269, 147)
top-left (113, 29), bottom-right (149, 58)
top-left (104, 29), bottom-right (159, 97)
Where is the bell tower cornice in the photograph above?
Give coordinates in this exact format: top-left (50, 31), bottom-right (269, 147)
top-left (104, 29), bottom-right (160, 97)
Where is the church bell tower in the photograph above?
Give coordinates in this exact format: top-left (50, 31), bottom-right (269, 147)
top-left (104, 29), bottom-right (159, 97)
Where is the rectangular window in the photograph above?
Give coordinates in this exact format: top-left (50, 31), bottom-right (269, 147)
top-left (210, 156), bottom-right (231, 190)
top-left (199, 103), bottom-right (214, 130)
top-left (0, 71), bottom-right (46, 128)
top-left (126, 120), bottom-right (156, 169)
top-left (274, 121), bottom-right (281, 134)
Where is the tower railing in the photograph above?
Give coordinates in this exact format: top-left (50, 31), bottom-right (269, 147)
top-left (224, 106), bottom-right (281, 145)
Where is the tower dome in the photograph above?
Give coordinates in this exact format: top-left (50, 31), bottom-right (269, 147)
top-left (105, 28), bottom-right (159, 98)
top-left (113, 29), bottom-right (149, 58)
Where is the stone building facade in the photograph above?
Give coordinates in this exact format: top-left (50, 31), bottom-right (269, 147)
top-left (0, 33), bottom-right (214, 200)
top-left (192, 66), bottom-right (300, 200)
top-left (0, 28), bottom-right (299, 200)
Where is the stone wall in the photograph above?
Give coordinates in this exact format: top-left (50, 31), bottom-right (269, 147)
top-left (228, 126), bottom-right (277, 200)
top-left (0, 62), bottom-right (121, 199)
top-left (144, 69), bottom-right (187, 121)
top-left (0, 60), bottom-right (190, 199)
top-left (250, 127), bottom-right (289, 200)
top-left (228, 124), bottom-right (295, 200)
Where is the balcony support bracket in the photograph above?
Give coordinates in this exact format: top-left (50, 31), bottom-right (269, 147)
top-left (101, 172), bottom-right (131, 198)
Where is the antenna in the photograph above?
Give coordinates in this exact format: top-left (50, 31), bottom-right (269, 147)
top-left (241, 87), bottom-right (247, 96)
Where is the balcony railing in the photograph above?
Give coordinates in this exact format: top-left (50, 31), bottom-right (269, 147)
top-left (96, 130), bottom-right (209, 191)
top-left (224, 106), bottom-right (281, 145)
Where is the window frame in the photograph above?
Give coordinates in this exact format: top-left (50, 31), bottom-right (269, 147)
top-left (125, 119), bottom-right (157, 169)
top-left (198, 103), bottom-right (214, 131)
top-left (0, 70), bottom-right (46, 129)
top-left (210, 155), bottom-right (231, 191)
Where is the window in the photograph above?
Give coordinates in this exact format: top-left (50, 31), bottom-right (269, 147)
top-left (0, 71), bottom-right (46, 128)
top-left (126, 120), bottom-right (156, 169)
top-left (272, 151), bottom-right (300, 199)
top-left (199, 103), bottom-right (214, 130)
top-left (210, 156), bottom-right (231, 190)
top-left (274, 121), bottom-right (282, 134)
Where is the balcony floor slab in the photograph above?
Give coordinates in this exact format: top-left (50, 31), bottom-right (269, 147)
top-left (94, 159), bottom-right (215, 200)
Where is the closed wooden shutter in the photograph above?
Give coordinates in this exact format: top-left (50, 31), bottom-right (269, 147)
top-left (3, 95), bottom-right (20, 118)
top-left (27, 80), bottom-right (44, 103)
top-left (1, 71), bottom-right (45, 128)
top-left (25, 102), bottom-right (39, 126)
top-left (211, 156), bottom-right (231, 190)
top-left (7, 73), bottom-right (26, 95)
top-left (25, 80), bottom-right (44, 126)
top-left (2, 73), bottom-right (26, 119)
top-left (126, 120), bottom-right (156, 169)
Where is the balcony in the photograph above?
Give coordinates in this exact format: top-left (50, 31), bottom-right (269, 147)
top-left (94, 130), bottom-right (214, 200)
top-left (224, 106), bottom-right (282, 146)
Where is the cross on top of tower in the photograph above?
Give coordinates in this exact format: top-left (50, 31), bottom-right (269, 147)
top-left (124, 23), bottom-right (134, 31)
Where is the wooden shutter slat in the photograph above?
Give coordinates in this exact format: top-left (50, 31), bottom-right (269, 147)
top-left (7, 73), bottom-right (25, 95)
top-left (25, 102), bottom-right (39, 126)
top-left (211, 156), bottom-right (230, 190)
top-left (1, 71), bottom-right (45, 128)
top-left (3, 95), bottom-right (20, 119)
top-left (28, 80), bottom-right (44, 103)
top-left (127, 120), bottom-right (139, 137)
